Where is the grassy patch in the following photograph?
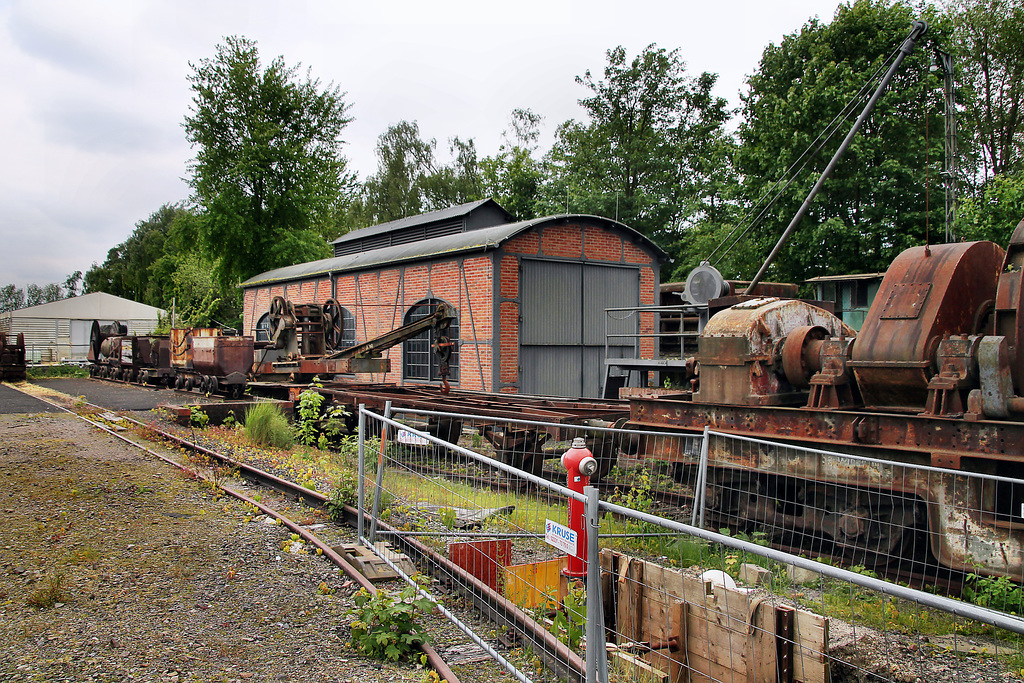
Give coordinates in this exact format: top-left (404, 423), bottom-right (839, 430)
top-left (27, 571), bottom-right (69, 608)
top-left (244, 401), bottom-right (294, 449)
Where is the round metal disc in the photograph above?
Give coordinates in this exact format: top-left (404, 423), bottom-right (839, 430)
top-left (685, 264), bottom-right (727, 305)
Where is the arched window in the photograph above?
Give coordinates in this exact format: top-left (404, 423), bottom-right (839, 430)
top-left (337, 306), bottom-right (356, 349)
top-left (255, 313), bottom-right (272, 343)
top-left (402, 298), bottom-right (459, 383)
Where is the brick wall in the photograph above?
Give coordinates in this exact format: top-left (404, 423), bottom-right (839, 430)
top-left (243, 257), bottom-right (495, 391)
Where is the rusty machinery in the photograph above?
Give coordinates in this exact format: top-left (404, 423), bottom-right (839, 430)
top-left (315, 382), bottom-right (630, 478)
top-left (0, 332), bottom-right (27, 382)
top-left (254, 296), bottom-right (457, 389)
top-left (628, 226), bottom-right (1024, 577)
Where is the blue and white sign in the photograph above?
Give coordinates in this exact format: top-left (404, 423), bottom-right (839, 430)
top-left (545, 518), bottom-right (578, 557)
top-left (397, 429), bottom-right (429, 446)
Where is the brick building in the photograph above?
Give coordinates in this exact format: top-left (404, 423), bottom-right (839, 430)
top-left (240, 199), bottom-right (667, 398)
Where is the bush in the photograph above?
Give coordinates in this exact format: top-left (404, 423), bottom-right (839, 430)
top-left (27, 364), bottom-right (89, 379)
top-left (244, 401), bottom-right (294, 449)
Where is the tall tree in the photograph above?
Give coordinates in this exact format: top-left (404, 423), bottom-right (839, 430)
top-left (184, 36), bottom-right (351, 287)
top-left (363, 121), bottom-right (436, 223)
top-left (63, 271), bottom-right (82, 298)
top-left (733, 0), bottom-right (949, 284)
top-left (536, 44), bottom-right (733, 240)
top-left (25, 283), bottom-right (62, 307)
top-left (948, 0), bottom-right (1024, 183)
top-left (362, 121), bottom-right (484, 223)
top-left (83, 204), bottom-right (186, 305)
top-left (480, 108), bottom-right (545, 220)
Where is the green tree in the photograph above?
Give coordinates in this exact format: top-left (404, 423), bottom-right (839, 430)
top-left (26, 283), bottom-right (62, 307)
top-left (956, 172), bottom-right (1024, 242)
top-left (948, 0), bottom-right (1024, 184)
top-left (420, 136), bottom-right (483, 210)
top-left (63, 271), bottom-right (82, 298)
top-left (480, 108), bottom-right (545, 220)
top-left (363, 121), bottom-right (436, 222)
top-left (732, 0), bottom-right (949, 284)
top-left (362, 120), bottom-right (484, 224)
top-left (536, 44), bottom-right (734, 240)
top-left (83, 204), bottom-right (188, 305)
top-left (184, 36), bottom-right (350, 287)
top-left (0, 285), bottom-right (25, 313)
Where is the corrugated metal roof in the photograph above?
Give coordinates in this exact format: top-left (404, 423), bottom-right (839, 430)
top-left (8, 292), bottom-right (164, 320)
top-left (242, 214), bottom-right (669, 287)
top-left (331, 198), bottom-right (508, 245)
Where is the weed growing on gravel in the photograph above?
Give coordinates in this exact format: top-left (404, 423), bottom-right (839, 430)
top-left (27, 571), bottom-right (69, 608)
top-left (347, 581), bottom-right (435, 661)
top-left (189, 405), bottom-right (210, 428)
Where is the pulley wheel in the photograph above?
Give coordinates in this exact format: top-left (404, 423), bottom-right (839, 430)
top-left (782, 325), bottom-right (829, 389)
top-left (684, 263), bottom-right (728, 305)
top-left (268, 296), bottom-right (289, 327)
top-left (322, 298), bottom-right (343, 350)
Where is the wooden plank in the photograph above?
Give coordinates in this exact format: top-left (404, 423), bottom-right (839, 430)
top-left (792, 609), bottom-right (829, 683)
top-left (749, 595), bottom-right (777, 683)
top-left (612, 649), bottom-right (670, 683)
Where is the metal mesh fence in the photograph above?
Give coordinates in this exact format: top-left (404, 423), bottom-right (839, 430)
top-left (357, 406), bottom-right (1024, 683)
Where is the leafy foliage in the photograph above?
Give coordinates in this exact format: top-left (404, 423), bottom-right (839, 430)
top-left (730, 0), bottom-right (951, 284)
top-left (956, 172), bottom-right (1024, 242)
top-left (347, 583), bottom-right (435, 661)
top-left (295, 377), bottom-right (350, 449)
top-left (964, 573), bottom-right (1024, 615)
top-left (361, 121), bottom-right (483, 223)
top-left (184, 36), bottom-right (351, 289)
top-left (949, 0), bottom-right (1024, 183)
top-left (549, 582), bottom-right (587, 652)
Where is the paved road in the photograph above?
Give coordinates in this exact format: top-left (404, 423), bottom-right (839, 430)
top-left (31, 377), bottom-right (222, 411)
top-left (0, 382), bottom-right (63, 414)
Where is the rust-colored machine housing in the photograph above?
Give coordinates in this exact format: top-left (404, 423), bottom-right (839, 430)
top-left (849, 240), bottom-right (1003, 410)
top-left (693, 298), bottom-right (853, 406)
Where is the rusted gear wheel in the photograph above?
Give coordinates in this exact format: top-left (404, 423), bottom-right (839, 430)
top-left (322, 298), bottom-right (343, 350)
top-left (268, 296), bottom-right (291, 328)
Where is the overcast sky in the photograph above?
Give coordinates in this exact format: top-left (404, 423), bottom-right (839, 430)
top-left (0, 0), bottom-right (848, 292)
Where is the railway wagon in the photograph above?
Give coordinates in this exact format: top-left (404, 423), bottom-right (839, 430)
top-left (87, 321), bottom-right (252, 398)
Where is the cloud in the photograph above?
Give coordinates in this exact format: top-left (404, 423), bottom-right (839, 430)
top-left (38, 100), bottom-right (180, 155)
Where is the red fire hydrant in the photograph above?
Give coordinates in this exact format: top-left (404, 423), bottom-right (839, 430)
top-left (561, 437), bottom-right (598, 580)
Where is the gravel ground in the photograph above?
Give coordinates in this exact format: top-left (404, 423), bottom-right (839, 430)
top-left (0, 397), bottom-right (490, 683)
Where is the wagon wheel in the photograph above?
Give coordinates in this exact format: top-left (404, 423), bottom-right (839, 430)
top-left (322, 298), bottom-right (343, 350)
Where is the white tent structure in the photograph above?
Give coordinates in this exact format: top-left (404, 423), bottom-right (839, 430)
top-left (0, 293), bottom-right (164, 362)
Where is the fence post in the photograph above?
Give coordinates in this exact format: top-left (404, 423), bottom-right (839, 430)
top-left (357, 404), bottom-right (366, 543)
top-left (584, 485), bottom-right (608, 683)
top-left (367, 400), bottom-right (393, 545)
top-left (691, 425), bottom-right (710, 528)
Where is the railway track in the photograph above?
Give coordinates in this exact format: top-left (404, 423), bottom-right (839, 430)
top-left (11, 387), bottom-right (466, 683)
